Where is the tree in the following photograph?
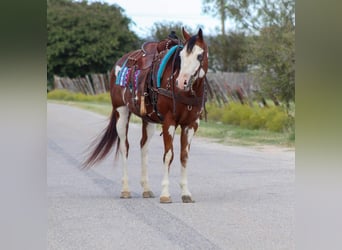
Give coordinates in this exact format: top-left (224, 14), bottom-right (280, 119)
top-left (47, 0), bottom-right (140, 80)
top-left (149, 22), bottom-right (194, 41)
top-left (252, 23), bottom-right (295, 105)
top-left (202, 0), bottom-right (295, 103)
top-left (248, 0), bottom-right (295, 104)
top-left (208, 32), bottom-right (249, 72)
top-left (202, 0), bottom-right (228, 35)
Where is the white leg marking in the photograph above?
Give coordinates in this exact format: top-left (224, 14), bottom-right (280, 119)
top-left (168, 125), bottom-right (175, 136)
top-left (180, 127), bottom-right (194, 196)
top-left (187, 127), bottom-right (195, 146)
top-left (116, 106), bottom-right (130, 193)
top-left (180, 165), bottom-right (191, 196)
top-left (141, 123), bottom-right (156, 192)
top-left (161, 150), bottom-right (172, 197)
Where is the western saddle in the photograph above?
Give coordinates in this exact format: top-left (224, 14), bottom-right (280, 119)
top-left (121, 33), bottom-right (181, 116)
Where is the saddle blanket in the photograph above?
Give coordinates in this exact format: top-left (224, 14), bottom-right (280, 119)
top-left (115, 66), bottom-right (140, 91)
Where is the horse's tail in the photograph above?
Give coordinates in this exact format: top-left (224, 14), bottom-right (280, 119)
top-left (82, 110), bottom-right (119, 168)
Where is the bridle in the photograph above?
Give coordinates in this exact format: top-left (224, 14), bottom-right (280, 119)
top-left (152, 40), bottom-right (208, 119)
top-left (184, 46), bottom-right (207, 92)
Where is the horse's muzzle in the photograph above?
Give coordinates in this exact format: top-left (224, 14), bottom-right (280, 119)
top-left (176, 76), bottom-right (189, 90)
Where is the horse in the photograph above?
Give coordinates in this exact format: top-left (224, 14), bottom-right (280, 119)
top-left (83, 28), bottom-right (209, 203)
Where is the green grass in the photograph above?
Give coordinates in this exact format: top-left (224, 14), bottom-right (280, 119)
top-left (196, 121), bottom-right (294, 147)
top-left (48, 100), bottom-right (294, 147)
top-left (206, 102), bottom-right (294, 133)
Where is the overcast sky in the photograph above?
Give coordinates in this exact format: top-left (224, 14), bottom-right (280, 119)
top-left (93, 0), bottom-right (228, 37)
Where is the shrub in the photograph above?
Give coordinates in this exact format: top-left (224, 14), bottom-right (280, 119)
top-left (47, 89), bottom-right (111, 103)
top-left (206, 102), bottom-right (225, 122)
top-left (265, 111), bottom-right (288, 132)
top-left (249, 108), bottom-right (267, 130)
top-left (47, 89), bottom-right (70, 100)
top-left (205, 100), bottom-right (293, 133)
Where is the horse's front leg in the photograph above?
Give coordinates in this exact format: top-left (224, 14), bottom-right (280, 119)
top-left (179, 121), bottom-right (198, 203)
top-left (160, 118), bottom-right (176, 203)
top-left (116, 106), bottom-right (132, 199)
top-left (140, 120), bottom-right (156, 198)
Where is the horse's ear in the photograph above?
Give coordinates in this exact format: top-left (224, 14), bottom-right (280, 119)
top-left (198, 28), bottom-right (203, 41)
top-left (182, 27), bottom-right (191, 41)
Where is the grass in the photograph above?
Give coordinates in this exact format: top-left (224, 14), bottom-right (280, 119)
top-left (48, 99), bottom-right (294, 148)
top-left (196, 121), bottom-right (293, 147)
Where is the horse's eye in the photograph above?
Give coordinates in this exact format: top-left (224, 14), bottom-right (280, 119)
top-left (197, 53), bottom-right (203, 61)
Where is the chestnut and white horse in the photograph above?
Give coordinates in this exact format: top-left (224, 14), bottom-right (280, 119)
top-left (84, 28), bottom-right (208, 203)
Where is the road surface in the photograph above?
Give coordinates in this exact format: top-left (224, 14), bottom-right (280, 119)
top-left (47, 103), bottom-right (294, 250)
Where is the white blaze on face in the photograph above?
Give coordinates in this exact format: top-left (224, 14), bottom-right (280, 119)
top-left (176, 44), bottom-right (204, 90)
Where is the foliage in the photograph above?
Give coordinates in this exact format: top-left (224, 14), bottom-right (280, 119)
top-left (202, 0), bottom-right (295, 104)
top-left (251, 24), bottom-right (295, 104)
top-left (208, 32), bottom-right (248, 72)
top-left (149, 22), bottom-right (249, 72)
top-left (202, 0), bottom-right (295, 33)
top-left (47, 89), bottom-right (111, 103)
top-left (206, 101), bottom-right (293, 132)
top-left (47, 0), bottom-right (140, 80)
top-left (202, 0), bottom-right (227, 35)
top-left (149, 22), bottom-right (195, 41)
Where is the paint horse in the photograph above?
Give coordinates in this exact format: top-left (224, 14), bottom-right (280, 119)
top-left (83, 28), bottom-right (209, 203)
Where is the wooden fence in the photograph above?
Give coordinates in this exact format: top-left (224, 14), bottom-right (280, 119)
top-left (205, 72), bottom-right (260, 105)
top-left (53, 72), bottom-right (264, 105)
top-left (54, 73), bottom-right (110, 95)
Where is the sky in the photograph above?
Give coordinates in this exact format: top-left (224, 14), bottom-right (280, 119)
top-left (92, 0), bottom-right (227, 37)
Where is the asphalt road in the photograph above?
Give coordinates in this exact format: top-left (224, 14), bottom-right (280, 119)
top-left (47, 103), bottom-right (295, 250)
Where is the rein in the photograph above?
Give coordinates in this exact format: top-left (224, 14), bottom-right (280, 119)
top-left (156, 87), bottom-right (204, 107)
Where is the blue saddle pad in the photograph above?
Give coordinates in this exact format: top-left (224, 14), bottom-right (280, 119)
top-left (157, 45), bottom-right (183, 88)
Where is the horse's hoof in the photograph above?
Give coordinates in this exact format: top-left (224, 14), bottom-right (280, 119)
top-left (120, 191), bottom-right (132, 199)
top-left (182, 195), bottom-right (195, 203)
top-left (160, 196), bottom-right (172, 203)
top-left (142, 191), bottom-right (155, 198)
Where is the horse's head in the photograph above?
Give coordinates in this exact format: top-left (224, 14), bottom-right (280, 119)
top-left (176, 27), bottom-right (208, 90)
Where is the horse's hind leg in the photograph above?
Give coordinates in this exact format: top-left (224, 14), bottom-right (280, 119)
top-left (140, 120), bottom-right (156, 198)
top-left (116, 106), bottom-right (132, 198)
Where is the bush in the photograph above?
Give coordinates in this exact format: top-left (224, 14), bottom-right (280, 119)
top-left (265, 110), bottom-right (288, 132)
top-left (222, 103), bottom-right (253, 128)
top-left (205, 101), bottom-right (292, 133)
top-left (206, 102), bottom-right (225, 122)
top-left (47, 89), bottom-right (70, 100)
top-left (47, 89), bottom-right (111, 103)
